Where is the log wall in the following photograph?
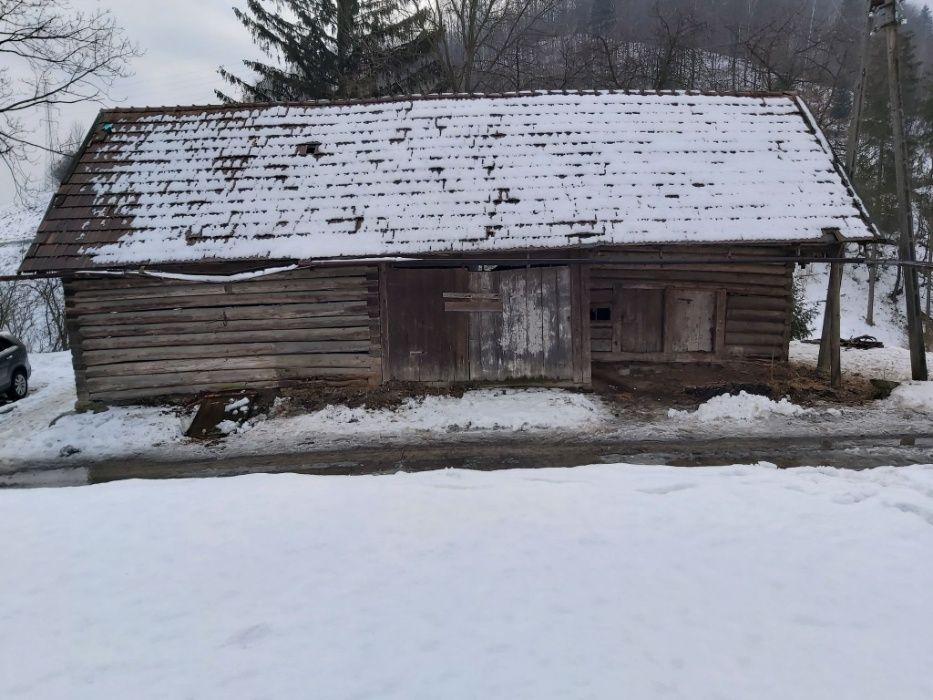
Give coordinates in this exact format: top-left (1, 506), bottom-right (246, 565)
top-left (589, 246), bottom-right (795, 362)
top-left (64, 266), bottom-right (381, 405)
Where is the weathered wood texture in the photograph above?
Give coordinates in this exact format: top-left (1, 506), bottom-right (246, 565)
top-left (590, 246), bottom-right (794, 362)
top-left (384, 265), bottom-right (584, 384)
top-left (384, 268), bottom-right (471, 382)
top-left (469, 267), bottom-right (575, 381)
top-left (64, 266), bottom-right (380, 403)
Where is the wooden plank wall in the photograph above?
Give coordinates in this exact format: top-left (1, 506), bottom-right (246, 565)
top-left (468, 267), bottom-right (575, 382)
top-left (64, 266), bottom-right (380, 404)
top-left (590, 246), bottom-right (795, 362)
top-left (383, 265), bottom-right (587, 385)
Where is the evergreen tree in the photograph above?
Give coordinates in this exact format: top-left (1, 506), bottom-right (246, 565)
top-left (217, 0), bottom-right (439, 102)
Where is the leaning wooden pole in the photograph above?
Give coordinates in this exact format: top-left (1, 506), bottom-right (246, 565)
top-left (845, 5), bottom-right (876, 327)
top-left (818, 246), bottom-right (843, 387)
top-left (880, 0), bottom-right (928, 380)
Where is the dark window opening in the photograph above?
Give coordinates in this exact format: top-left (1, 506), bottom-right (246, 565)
top-left (297, 141), bottom-right (324, 157)
top-left (590, 306), bottom-right (611, 322)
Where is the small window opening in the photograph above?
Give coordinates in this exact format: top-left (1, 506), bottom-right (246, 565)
top-left (297, 141), bottom-right (324, 158)
top-left (590, 306), bottom-right (611, 322)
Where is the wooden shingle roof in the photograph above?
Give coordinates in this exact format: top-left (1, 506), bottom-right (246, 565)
top-left (20, 90), bottom-right (874, 273)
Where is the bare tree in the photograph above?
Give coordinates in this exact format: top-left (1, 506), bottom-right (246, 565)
top-left (0, 0), bottom-right (139, 195)
top-left (651, 1), bottom-right (705, 90)
top-left (431, 0), bottom-right (559, 92)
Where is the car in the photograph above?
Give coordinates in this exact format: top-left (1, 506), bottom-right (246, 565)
top-left (0, 332), bottom-right (30, 401)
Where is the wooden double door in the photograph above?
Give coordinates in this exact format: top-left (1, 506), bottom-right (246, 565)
top-left (591, 285), bottom-right (725, 360)
top-left (384, 266), bottom-right (584, 383)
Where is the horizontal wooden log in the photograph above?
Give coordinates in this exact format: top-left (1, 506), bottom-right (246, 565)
top-left (590, 263), bottom-right (790, 276)
top-left (68, 265), bottom-right (377, 291)
top-left (70, 276), bottom-right (368, 303)
top-left (86, 367), bottom-right (374, 396)
top-left (77, 301), bottom-right (367, 327)
top-left (81, 326), bottom-right (370, 351)
top-left (78, 315), bottom-right (371, 339)
top-left (596, 244), bottom-right (793, 258)
top-left (725, 309), bottom-right (789, 322)
top-left (592, 350), bottom-right (722, 363)
top-left (592, 339), bottom-right (612, 352)
top-left (84, 340), bottom-right (371, 366)
top-left (587, 279), bottom-right (790, 297)
top-left (590, 289), bottom-right (613, 303)
top-left (70, 289), bottom-right (368, 314)
top-left (722, 321), bottom-right (787, 335)
top-left (726, 345), bottom-right (786, 357)
top-left (590, 269), bottom-right (790, 289)
top-left (591, 326), bottom-right (612, 340)
top-left (85, 353), bottom-right (373, 380)
top-left (725, 333), bottom-right (786, 346)
top-left (726, 295), bottom-right (791, 311)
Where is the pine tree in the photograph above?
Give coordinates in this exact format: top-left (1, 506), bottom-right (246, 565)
top-left (217, 0), bottom-right (439, 102)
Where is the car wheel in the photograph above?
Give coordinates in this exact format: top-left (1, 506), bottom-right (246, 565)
top-left (7, 370), bottom-right (27, 401)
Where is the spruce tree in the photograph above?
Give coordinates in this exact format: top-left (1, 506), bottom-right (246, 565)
top-left (217, 0), bottom-right (439, 102)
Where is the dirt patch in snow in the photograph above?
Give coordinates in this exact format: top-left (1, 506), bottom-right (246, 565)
top-left (281, 381), bottom-right (471, 414)
top-left (592, 359), bottom-right (877, 410)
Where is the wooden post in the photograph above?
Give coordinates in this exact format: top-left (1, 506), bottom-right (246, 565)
top-left (846, 3), bottom-right (877, 327)
top-left (881, 0), bottom-right (928, 380)
top-left (817, 252), bottom-right (843, 387)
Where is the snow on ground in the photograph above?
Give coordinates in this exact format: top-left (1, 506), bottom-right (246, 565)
top-left (231, 388), bottom-right (604, 439)
top-left (5, 347), bottom-right (933, 467)
top-left (0, 353), bottom-right (610, 469)
top-left (1, 464), bottom-right (932, 699)
top-left (888, 381), bottom-right (933, 414)
top-left (668, 391), bottom-right (813, 422)
top-left (789, 340), bottom-right (933, 381)
top-left (0, 352), bottom-right (186, 467)
top-left (797, 259), bottom-right (907, 348)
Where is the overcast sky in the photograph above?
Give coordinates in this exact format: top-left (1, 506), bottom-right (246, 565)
top-left (2, 0), bottom-right (932, 205)
top-left (1, 0), bottom-right (261, 205)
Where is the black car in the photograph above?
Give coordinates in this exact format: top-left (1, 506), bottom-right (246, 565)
top-left (0, 332), bottom-right (30, 401)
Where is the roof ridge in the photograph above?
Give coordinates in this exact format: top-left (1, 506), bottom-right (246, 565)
top-left (101, 89), bottom-right (800, 116)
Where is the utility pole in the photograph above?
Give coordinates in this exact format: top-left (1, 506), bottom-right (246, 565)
top-left (850, 0), bottom-right (928, 380)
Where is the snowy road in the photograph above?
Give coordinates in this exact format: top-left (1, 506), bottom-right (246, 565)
top-left (1, 464), bottom-right (931, 699)
top-left (3, 349), bottom-right (933, 480)
top-left (3, 431), bottom-right (933, 488)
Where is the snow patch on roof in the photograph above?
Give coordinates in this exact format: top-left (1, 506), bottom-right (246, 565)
top-left (25, 92), bottom-right (874, 271)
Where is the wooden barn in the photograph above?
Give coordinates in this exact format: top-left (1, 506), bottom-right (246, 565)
top-left (18, 91), bottom-right (874, 408)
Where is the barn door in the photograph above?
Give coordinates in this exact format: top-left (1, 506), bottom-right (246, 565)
top-left (615, 288), bottom-right (664, 353)
top-left (385, 266), bottom-right (580, 383)
top-left (384, 268), bottom-right (470, 382)
top-left (469, 267), bottom-right (575, 381)
top-left (665, 289), bottom-right (717, 353)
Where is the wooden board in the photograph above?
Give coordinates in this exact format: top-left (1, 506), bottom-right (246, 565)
top-left (469, 267), bottom-right (574, 381)
top-left (617, 288), bottom-right (664, 353)
top-left (666, 289), bottom-right (717, 353)
top-left (384, 267), bottom-right (470, 382)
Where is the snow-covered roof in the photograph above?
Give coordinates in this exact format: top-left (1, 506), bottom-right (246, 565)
top-left (20, 91), bottom-right (874, 273)
top-left (1, 194), bottom-right (49, 276)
